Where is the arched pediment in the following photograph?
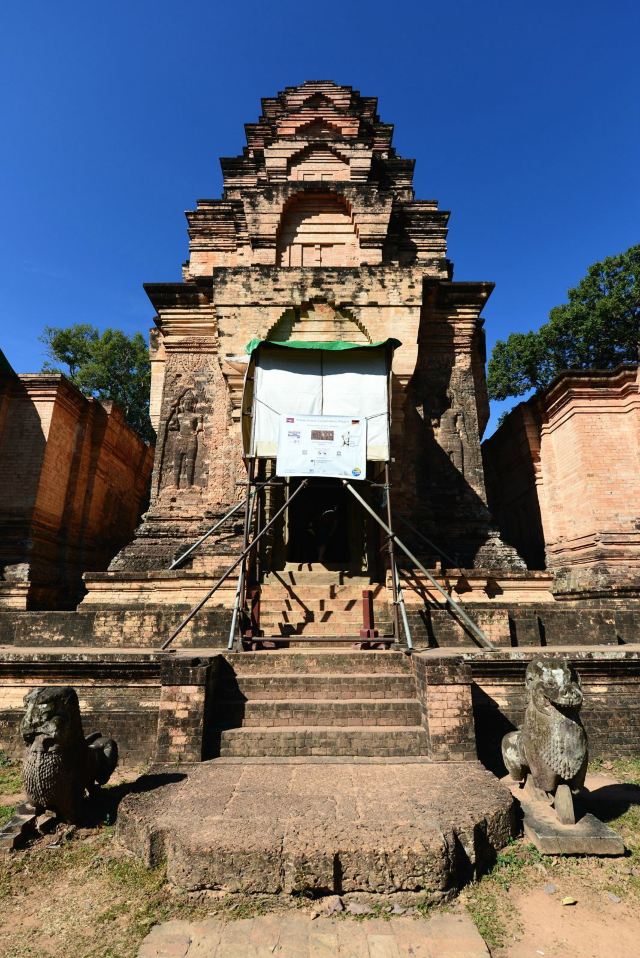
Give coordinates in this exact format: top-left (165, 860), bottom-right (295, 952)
top-left (300, 93), bottom-right (337, 111)
top-left (266, 302), bottom-right (371, 344)
top-left (276, 192), bottom-right (359, 267)
top-left (287, 145), bottom-right (350, 182)
top-left (294, 120), bottom-right (342, 139)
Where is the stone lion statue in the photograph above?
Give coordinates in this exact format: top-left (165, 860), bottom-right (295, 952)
top-left (21, 686), bottom-right (119, 823)
top-left (502, 656), bottom-right (588, 824)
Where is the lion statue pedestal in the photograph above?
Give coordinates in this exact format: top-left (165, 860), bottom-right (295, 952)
top-left (502, 656), bottom-right (588, 825)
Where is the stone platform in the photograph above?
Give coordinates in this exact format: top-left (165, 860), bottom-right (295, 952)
top-left (138, 911), bottom-right (490, 957)
top-left (116, 760), bottom-right (514, 898)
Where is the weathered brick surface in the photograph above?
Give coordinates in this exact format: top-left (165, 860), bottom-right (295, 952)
top-left (214, 726), bottom-right (428, 758)
top-left (155, 656), bottom-right (221, 763)
top-left (81, 79), bottom-right (523, 597)
top-left (467, 649), bottom-right (640, 770)
top-left (483, 365), bottom-right (640, 596)
top-left (412, 654), bottom-right (477, 761)
top-left (232, 673), bottom-right (415, 699)
top-left (2, 647), bottom-right (640, 766)
top-left (215, 698), bottom-right (422, 727)
top-left (0, 366), bottom-right (153, 610)
top-left (0, 651), bottom-right (161, 765)
top-left (208, 650), bottom-right (429, 757)
top-left (1, 600), bottom-right (638, 654)
top-left (0, 608), bottom-right (233, 648)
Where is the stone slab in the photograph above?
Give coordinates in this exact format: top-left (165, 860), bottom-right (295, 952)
top-left (137, 910), bottom-right (490, 957)
top-left (522, 805), bottom-right (625, 855)
top-left (506, 780), bottom-right (625, 855)
top-left (116, 761), bottom-right (514, 897)
top-left (0, 803), bottom-right (37, 854)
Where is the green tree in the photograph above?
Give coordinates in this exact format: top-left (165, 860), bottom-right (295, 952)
top-left (40, 324), bottom-right (154, 442)
top-left (487, 245), bottom-right (640, 401)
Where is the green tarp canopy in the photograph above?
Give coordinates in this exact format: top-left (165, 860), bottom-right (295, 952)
top-left (246, 337), bottom-right (401, 355)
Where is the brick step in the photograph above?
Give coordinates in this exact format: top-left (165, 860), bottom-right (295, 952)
top-left (259, 622), bottom-right (388, 635)
top-left (259, 598), bottom-right (369, 612)
top-left (263, 562), bottom-right (371, 588)
top-left (260, 586), bottom-right (388, 600)
top-left (212, 725), bottom-right (429, 757)
top-left (260, 611), bottom-right (392, 626)
top-left (228, 672), bottom-right (417, 699)
top-left (220, 651), bottom-right (412, 675)
top-left (254, 638), bottom-right (398, 649)
top-left (260, 613), bottom-right (368, 626)
top-left (213, 698), bottom-right (422, 727)
top-left (260, 621), bottom-right (393, 646)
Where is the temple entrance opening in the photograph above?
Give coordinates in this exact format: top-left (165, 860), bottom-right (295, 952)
top-left (263, 475), bottom-right (380, 577)
top-left (287, 479), bottom-right (350, 565)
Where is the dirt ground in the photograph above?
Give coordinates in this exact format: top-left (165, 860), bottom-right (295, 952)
top-left (1, 756), bottom-right (639, 958)
top-left (461, 761), bottom-right (640, 957)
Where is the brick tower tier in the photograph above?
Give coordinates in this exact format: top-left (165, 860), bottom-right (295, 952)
top-left (82, 80), bottom-right (530, 636)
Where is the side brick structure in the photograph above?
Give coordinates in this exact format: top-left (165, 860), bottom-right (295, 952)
top-left (0, 360), bottom-right (153, 610)
top-left (0, 650), bottom-right (162, 765)
top-left (412, 654), bottom-right (477, 761)
top-left (155, 655), bottom-right (218, 763)
top-left (483, 364), bottom-right (640, 597)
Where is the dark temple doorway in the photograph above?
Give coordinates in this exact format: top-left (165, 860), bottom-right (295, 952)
top-left (287, 479), bottom-right (350, 564)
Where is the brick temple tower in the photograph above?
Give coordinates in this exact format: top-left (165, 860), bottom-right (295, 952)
top-left (84, 81), bottom-right (528, 639)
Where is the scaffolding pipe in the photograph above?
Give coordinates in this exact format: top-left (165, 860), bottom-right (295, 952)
top-left (394, 564), bottom-right (413, 651)
top-left (342, 480), bottom-right (496, 650)
top-left (228, 480), bottom-right (259, 651)
top-left (235, 457), bottom-right (256, 651)
top-left (383, 462), bottom-right (401, 646)
top-left (227, 574), bottom-right (244, 652)
top-left (160, 479), bottom-right (309, 651)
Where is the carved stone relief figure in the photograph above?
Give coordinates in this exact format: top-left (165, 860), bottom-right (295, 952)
top-left (437, 404), bottom-right (464, 474)
top-left (161, 387), bottom-right (204, 490)
top-left (427, 387), bottom-right (467, 477)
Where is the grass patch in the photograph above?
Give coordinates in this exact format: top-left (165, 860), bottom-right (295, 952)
top-left (465, 886), bottom-right (511, 950)
top-left (0, 831), bottom-right (197, 958)
top-left (0, 804), bottom-right (16, 826)
top-left (0, 752), bottom-right (22, 796)
top-left (463, 841), bottom-right (540, 948)
top-left (590, 757), bottom-right (640, 785)
top-left (490, 841), bottom-right (546, 891)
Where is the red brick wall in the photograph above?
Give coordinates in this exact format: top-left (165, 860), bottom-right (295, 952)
top-left (483, 365), bottom-right (640, 594)
top-left (0, 372), bottom-right (154, 608)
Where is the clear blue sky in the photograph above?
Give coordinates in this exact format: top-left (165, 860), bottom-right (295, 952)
top-left (1, 0), bottom-right (638, 433)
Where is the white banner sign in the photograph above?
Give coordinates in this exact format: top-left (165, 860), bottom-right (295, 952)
top-left (251, 347), bottom-right (390, 460)
top-left (276, 414), bottom-right (366, 480)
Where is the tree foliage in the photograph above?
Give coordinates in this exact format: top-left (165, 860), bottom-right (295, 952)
top-left (487, 245), bottom-right (640, 401)
top-left (40, 324), bottom-right (154, 442)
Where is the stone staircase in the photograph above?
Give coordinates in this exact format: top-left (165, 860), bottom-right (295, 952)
top-left (210, 650), bottom-right (428, 758)
top-left (259, 567), bottom-right (392, 637)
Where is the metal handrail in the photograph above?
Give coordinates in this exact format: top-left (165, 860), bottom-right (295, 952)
top-left (168, 478), bottom-right (280, 571)
top-left (228, 482), bottom-right (260, 651)
top-left (394, 564), bottom-right (413, 650)
top-left (160, 479), bottom-right (309, 651)
top-left (342, 480), bottom-right (496, 650)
